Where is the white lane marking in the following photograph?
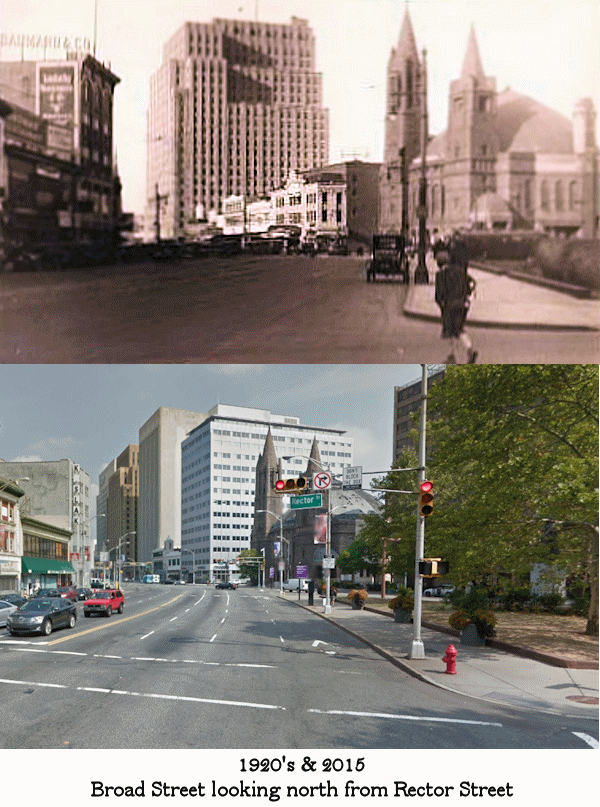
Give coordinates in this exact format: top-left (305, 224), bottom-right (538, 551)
top-left (139, 631), bottom-right (154, 640)
top-left (573, 732), bottom-right (599, 748)
top-left (220, 618), bottom-right (226, 624)
top-left (307, 709), bottom-right (503, 727)
top-left (93, 654), bottom-right (122, 659)
top-left (280, 636), bottom-right (284, 643)
top-left (210, 634), bottom-right (217, 642)
top-left (0, 677), bottom-right (66, 689)
top-left (312, 640), bottom-right (328, 647)
top-left (49, 650), bottom-right (88, 656)
top-left (169, 617), bottom-right (177, 622)
top-left (185, 609), bottom-right (190, 613)
top-left (131, 657), bottom-right (156, 661)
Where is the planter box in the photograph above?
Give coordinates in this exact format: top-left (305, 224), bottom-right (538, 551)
top-left (460, 622), bottom-right (486, 646)
top-left (351, 599), bottom-right (365, 610)
top-left (393, 608), bottom-right (412, 623)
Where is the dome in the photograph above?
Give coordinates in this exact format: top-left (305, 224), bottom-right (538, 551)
top-left (496, 89), bottom-right (573, 153)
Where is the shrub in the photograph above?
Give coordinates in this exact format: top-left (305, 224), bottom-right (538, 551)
top-left (497, 586), bottom-right (531, 612)
top-left (448, 609), bottom-right (470, 631)
top-left (471, 609), bottom-right (497, 638)
top-left (538, 593), bottom-right (563, 612)
top-left (387, 586), bottom-right (414, 612)
top-left (347, 588), bottom-right (368, 603)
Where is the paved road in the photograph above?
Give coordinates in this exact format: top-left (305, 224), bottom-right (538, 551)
top-left (1, 256), bottom-right (596, 362)
top-left (0, 585), bottom-right (592, 749)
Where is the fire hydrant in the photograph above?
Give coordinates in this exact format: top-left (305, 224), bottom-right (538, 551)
top-left (443, 644), bottom-right (457, 675)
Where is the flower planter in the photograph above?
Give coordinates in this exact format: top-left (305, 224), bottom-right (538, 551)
top-left (351, 599), bottom-right (365, 610)
top-left (460, 622), bottom-right (486, 646)
top-left (393, 608), bottom-right (412, 623)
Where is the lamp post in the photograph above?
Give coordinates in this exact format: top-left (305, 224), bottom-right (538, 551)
top-left (282, 454), bottom-right (340, 614)
top-left (411, 364), bottom-right (428, 659)
top-left (183, 547), bottom-right (197, 584)
top-left (110, 531), bottom-right (135, 588)
top-left (77, 513), bottom-right (105, 588)
top-left (256, 509), bottom-right (286, 593)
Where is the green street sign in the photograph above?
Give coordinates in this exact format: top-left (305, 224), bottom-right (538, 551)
top-left (290, 493), bottom-right (323, 509)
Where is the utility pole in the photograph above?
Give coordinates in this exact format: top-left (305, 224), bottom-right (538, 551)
top-left (154, 183), bottom-right (168, 244)
top-left (414, 48), bottom-right (429, 284)
top-left (410, 364), bottom-right (428, 658)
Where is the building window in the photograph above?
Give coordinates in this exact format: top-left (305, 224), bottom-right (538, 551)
top-left (569, 180), bottom-right (577, 211)
top-left (555, 180), bottom-right (563, 212)
top-left (540, 180), bottom-right (549, 212)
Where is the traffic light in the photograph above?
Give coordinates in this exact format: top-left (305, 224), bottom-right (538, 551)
top-left (274, 477), bottom-right (307, 493)
top-left (418, 480), bottom-right (434, 516)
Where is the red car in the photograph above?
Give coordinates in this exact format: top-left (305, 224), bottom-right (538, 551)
top-left (83, 588), bottom-right (125, 617)
top-left (58, 586), bottom-right (78, 601)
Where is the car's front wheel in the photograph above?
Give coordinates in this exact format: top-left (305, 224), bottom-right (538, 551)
top-left (84, 612), bottom-right (90, 617)
top-left (106, 606), bottom-right (112, 617)
top-left (42, 619), bottom-right (52, 636)
top-left (68, 613), bottom-right (76, 628)
top-left (117, 603), bottom-right (123, 614)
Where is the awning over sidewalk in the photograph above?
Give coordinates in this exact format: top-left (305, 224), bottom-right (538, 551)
top-left (21, 557), bottom-right (75, 575)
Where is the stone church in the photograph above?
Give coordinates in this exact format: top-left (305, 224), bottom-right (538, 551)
top-left (379, 8), bottom-right (598, 240)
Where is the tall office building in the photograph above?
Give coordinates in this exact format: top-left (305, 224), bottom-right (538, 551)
top-left (138, 408), bottom-right (207, 564)
top-left (181, 404), bottom-right (353, 582)
top-left (105, 445), bottom-right (139, 566)
top-left (146, 16), bottom-right (329, 239)
top-left (393, 366), bottom-right (446, 462)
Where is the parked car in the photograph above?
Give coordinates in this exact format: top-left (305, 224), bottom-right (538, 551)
top-left (7, 597), bottom-right (77, 636)
top-left (76, 587), bottom-right (93, 601)
top-left (173, 580), bottom-right (186, 585)
top-left (0, 599), bottom-right (19, 627)
top-left (58, 586), bottom-right (78, 601)
top-left (365, 233), bottom-right (409, 283)
top-left (215, 581), bottom-right (237, 590)
top-left (0, 592), bottom-right (28, 608)
top-left (162, 578), bottom-right (175, 585)
top-left (34, 588), bottom-right (61, 598)
top-left (83, 589), bottom-right (125, 617)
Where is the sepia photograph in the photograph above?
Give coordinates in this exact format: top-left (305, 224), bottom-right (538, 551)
top-left (0, 0), bottom-right (598, 363)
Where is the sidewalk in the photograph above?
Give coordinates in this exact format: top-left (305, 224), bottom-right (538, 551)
top-left (403, 266), bottom-right (599, 330)
top-left (283, 594), bottom-right (599, 718)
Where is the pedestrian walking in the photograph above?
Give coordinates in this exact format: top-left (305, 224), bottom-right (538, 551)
top-left (434, 249), bottom-right (478, 363)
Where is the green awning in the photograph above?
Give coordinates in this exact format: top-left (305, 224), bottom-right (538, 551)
top-left (21, 557), bottom-right (75, 575)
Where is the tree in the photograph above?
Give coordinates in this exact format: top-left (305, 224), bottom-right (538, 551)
top-left (238, 548), bottom-right (262, 586)
top-left (425, 365), bottom-right (598, 635)
top-left (337, 535), bottom-right (380, 582)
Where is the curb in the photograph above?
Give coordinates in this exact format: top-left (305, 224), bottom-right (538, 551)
top-left (281, 596), bottom-right (598, 716)
top-left (363, 605), bottom-right (598, 670)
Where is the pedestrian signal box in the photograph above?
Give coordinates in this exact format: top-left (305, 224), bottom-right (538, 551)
top-left (274, 477), bottom-right (308, 493)
top-left (418, 480), bottom-right (434, 516)
top-left (419, 559), bottom-right (450, 577)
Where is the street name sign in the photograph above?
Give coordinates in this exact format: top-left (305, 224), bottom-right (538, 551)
top-left (290, 493), bottom-right (323, 509)
top-left (343, 466), bottom-right (363, 490)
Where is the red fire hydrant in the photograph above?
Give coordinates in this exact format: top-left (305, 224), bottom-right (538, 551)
top-left (443, 644), bottom-right (457, 674)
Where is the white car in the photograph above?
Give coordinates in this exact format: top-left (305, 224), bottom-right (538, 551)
top-left (0, 599), bottom-right (19, 627)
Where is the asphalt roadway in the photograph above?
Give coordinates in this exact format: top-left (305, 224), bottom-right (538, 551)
top-left (1, 254), bottom-right (597, 362)
top-left (0, 584), bottom-right (595, 749)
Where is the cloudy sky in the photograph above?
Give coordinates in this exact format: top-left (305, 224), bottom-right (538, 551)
top-left (1, 0), bottom-right (597, 214)
top-left (0, 363), bottom-right (423, 523)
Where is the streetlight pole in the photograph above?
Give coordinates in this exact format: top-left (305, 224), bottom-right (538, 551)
top-left (410, 364), bottom-right (428, 659)
top-left (78, 513), bottom-right (105, 588)
top-left (110, 531), bottom-right (135, 589)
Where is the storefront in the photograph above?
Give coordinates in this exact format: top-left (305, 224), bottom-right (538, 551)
top-left (20, 516), bottom-right (73, 594)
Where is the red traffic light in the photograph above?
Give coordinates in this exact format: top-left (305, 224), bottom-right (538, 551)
top-left (275, 480), bottom-right (286, 491)
top-left (418, 480), bottom-right (434, 516)
top-left (274, 477), bottom-right (307, 493)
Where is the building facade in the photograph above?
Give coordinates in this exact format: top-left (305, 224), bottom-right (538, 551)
top-left (21, 515), bottom-right (73, 594)
top-left (392, 366), bottom-right (446, 462)
top-left (138, 407), bottom-right (207, 564)
top-left (181, 404), bottom-right (354, 583)
top-left (106, 445), bottom-right (139, 569)
top-left (270, 170), bottom-right (346, 238)
top-left (152, 537), bottom-right (182, 582)
top-left (0, 460), bottom-right (91, 587)
top-left (0, 477), bottom-right (25, 592)
top-left (0, 54), bottom-right (122, 248)
top-left (381, 9), bottom-right (599, 240)
top-left (146, 16), bottom-right (329, 240)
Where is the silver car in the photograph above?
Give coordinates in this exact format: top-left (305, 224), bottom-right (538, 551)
top-left (0, 599), bottom-right (18, 627)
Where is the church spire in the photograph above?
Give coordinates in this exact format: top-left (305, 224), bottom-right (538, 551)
top-left (391, 4), bottom-right (419, 66)
top-left (460, 26), bottom-right (485, 81)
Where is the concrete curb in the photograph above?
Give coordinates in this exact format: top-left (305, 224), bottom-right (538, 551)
top-left (280, 596), bottom-right (597, 717)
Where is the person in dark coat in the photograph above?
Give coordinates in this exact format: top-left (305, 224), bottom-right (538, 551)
top-left (434, 249), bottom-right (477, 363)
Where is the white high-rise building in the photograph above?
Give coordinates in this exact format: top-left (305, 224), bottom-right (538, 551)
top-left (146, 16), bottom-right (329, 240)
top-left (181, 404), bottom-right (353, 582)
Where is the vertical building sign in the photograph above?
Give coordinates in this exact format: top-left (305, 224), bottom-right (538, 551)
top-left (37, 63), bottom-right (77, 156)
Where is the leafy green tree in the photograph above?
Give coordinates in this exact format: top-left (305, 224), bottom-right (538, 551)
top-left (424, 365), bottom-right (598, 635)
top-left (337, 535), bottom-right (380, 582)
top-left (238, 548), bottom-right (262, 586)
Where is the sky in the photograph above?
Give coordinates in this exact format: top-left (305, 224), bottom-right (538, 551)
top-left (1, 0), bottom-right (598, 214)
top-left (0, 363), bottom-right (423, 529)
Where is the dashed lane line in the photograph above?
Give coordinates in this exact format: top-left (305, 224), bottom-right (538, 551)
top-left (0, 677), bottom-right (285, 710)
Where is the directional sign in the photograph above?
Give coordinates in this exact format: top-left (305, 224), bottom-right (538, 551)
top-left (290, 493), bottom-right (323, 510)
top-left (313, 471), bottom-right (332, 490)
top-left (343, 465), bottom-right (362, 490)
top-left (296, 565), bottom-right (308, 578)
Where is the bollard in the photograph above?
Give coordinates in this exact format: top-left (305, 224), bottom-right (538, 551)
top-left (442, 643), bottom-right (457, 674)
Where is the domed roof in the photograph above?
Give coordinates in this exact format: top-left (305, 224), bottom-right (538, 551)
top-left (496, 89), bottom-right (573, 153)
top-left (424, 88), bottom-right (574, 161)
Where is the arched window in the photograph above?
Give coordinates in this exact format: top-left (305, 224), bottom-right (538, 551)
top-left (569, 180), bottom-right (577, 210)
top-left (406, 59), bottom-right (413, 108)
top-left (555, 180), bottom-right (563, 212)
top-left (540, 180), bottom-right (549, 211)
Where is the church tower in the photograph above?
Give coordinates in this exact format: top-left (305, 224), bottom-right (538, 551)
top-left (444, 27), bottom-right (498, 229)
top-left (251, 428), bottom-right (282, 548)
top-left (379, 7), bottom-right (422, 233)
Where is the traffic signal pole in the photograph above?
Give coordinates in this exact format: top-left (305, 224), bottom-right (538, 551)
top-left (410, 364), bottom-right (428, 659)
